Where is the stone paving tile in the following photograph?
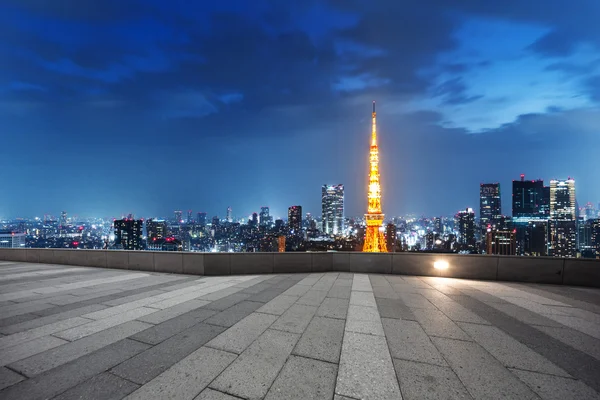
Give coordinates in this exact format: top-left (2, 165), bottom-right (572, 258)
top-left (270, 303), bottom-right (318, 334)
top-left (136, 299), bottom-right (210, 325)
top-left (111, 323), bottom-right (225, 385)
top-left (432, 337), bottom-right (538, 399)
top-left (0, 301), bottom-right (54, 319)
top-left (336, 331), bottom-right (401, 400)
top-left (240, 282), bottom-right (273, 295)
top-left (421, 291), bottom-right (491, 325)
top-left (349, 291), bottom-right (377, 307)
top-left (53, 372), bottom-right (139, 400)
top-left (535, 325), bottom-right (600, 361)
top-left (296, 289), bottom-right (328, 306)
top-left (0, 316), bottom-right (93, 350)
top-left (0, 367), bottom-right (23, 391)
top-left (293, 316), bottom-right (345, 363)
top-left (393, 359), bottom-right (472, 400)
top-left (345, 304), bottom-right (384, 336)
top-left (382, 318), bottom-right (447, 367)
top-left (398, 293), bottom-right (437, 309)
top-left (256, 294), bottom-right (299, 316)
top-left (0, 304), bottom-right (108, 335)
top-left (265, 355), bottom-right (337, 400)
top-left (203, 293), bottom-right (251, 311)
top-left (486, 301), bottom-right (564, 327)
top-left (53, 307), bottom-right (158, 341)
top-left (194, 388), bottom-right (241, 399)
top-left (282, 284), bottom-right (312, 297)
top-left (204, 301), bottom-right (264, 328)
top-left (210, 329), bottom-right (300, 400)
top-left (412, 308), bottom-right (472, 341)
top-left (372, 284), bottom-right (400, 299)
top-left (10, 320), bottom-right (153, 377)
top-left (102, 289), bottom-right (166, 307)
top-left (0, 335), bottom-right (68, 367)
top-left (510, 368), bottom-right (600, 400)
top-left (131, 308), bottom-right (217, 345)
top-left (206, 312), bottom-right (278, 354)
top-left (125, 347), bottom-right (237, 400)
top-left (317, 297), bottom-right (349, 319)
top-left (375, 297), bottom-right (416, 320)
top-left (246, 288), bottom-right (286, 303)
top-left (327, 285), bottom-right (352, 299)
top-left (458, 322), bottom-right (569, 377)
top-left (0, 313), bottom-right (42, 329)
top-left (0, 338), bottom-right (150, 400)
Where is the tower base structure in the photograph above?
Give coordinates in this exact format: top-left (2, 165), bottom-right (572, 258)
top-left (363, 214), bottom-right (388, 252)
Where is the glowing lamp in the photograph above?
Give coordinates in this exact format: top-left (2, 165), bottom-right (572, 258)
top-left (433, 260), bottom-right (449, 270)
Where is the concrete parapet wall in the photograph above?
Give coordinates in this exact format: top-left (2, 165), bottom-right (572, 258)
top-left (0, 248), bottom-right (598, 287)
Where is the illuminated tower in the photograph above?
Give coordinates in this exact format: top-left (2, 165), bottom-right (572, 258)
top-left (363, 101), bottom-right (388, 252)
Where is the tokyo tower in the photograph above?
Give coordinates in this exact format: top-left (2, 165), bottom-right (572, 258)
top-left (363, 101), bottom-right (388, 252)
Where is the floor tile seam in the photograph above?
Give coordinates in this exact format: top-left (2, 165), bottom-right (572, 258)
top-left (289, 350), bottom-right (341, 367)
top-left (332, 280), bottom-right (352, 399)
top-left (202, 387), bottom-right (247, 400)
top-left (506, 365), bottom-right (575, 379)
top-left (451, 287), bottom-right (600, 393)
top-left (390, 356), bottom-right (449, 369)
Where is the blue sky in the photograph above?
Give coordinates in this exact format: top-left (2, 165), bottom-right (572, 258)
top-left (1, 0), bottom-right (599, 220)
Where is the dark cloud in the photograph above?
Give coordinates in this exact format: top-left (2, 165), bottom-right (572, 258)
top-left (431, 77), bottom-right (483, 105)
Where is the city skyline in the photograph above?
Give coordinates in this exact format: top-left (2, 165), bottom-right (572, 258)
top-left (1, 1), bottom-right (599, 218)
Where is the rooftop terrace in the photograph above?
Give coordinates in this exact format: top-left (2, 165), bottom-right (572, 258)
top-left (1, 260), bottom-right (600, 399)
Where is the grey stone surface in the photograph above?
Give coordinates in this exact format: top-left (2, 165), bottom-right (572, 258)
top-left (10, 320), bottom-right (153, 377)
top-left (128, 252), bottom-right (154, 272)
top-left (382, 318), bottom-right (447, 366)
top-left (375, 297), bottom-right (416, 320)
top-left (293, 316), bottom-right (345, 363)
top-left (154, 252), bottom-right (183, 274)
top-left (311, 253), bottom-right (332, 272)
top-left (206, 312), bottom-right (278, 354)
top-left (195, 389), bottom-right (241, 400)
top-left (183, 253), bottom-right (204, 275)
top-left (335, 331), bottom-right (401, 400)
top-left (257, 294), bottom-right (299, 316)
top-left (131, 308), bottom-right (217, 345)
top-left (53, 372), bottom-right (139, 400)
top-left (111, 323), bottom-right (225, 384)
top-left (270, 303), bottom-right (318, 334)
top-left (273, 253), bottom-right (312, 273)
top-left (497, 256), bottom-right (564, 284)
top-left (458, 322), bottom-right (569, 376)
top-left (265, 355), bottom-right (337, 400)
top-left (204, 301), bottom-right (264, 327)
top-left (326, 285), bottom-right (352, 299)
top-left (346, 304), bottom-right (384, 336)
top-left (535, 325), bottom-right (600, 361)
top-left (0, 335), bottom-right (68, 367)
top-left (296, 289), bottom-right (328, 306)
top-left (412, 308), bottom-right (472, 341)
top-left (393, 359), bottom-right (471, 400)
top-left (136, 299), bottom-right (209, 325)
top-left (246, 288), bottom-right (286, 303)
top-left (230, 253), bottom-right (273, 275)
top-left (0, 367), bottom-right (23, 391)
top-left (0, 316), bottom-right (93, 350)
top-left (203, 254), bottom-right (230, 276)
top-left (317, 297), bottom-right (349, 319)
top-left (510, 368), bottom-right (600, 400)
top-left (0, 339), bottom-right (150, 400)
top-left (432, 336), bottom-right (538, 399)
top-left (125, 347), bottom-right (237, 400)
top-left (210, 329), bottom-right (300, 400)
top-left (105, 251), bottom-right (129, 269)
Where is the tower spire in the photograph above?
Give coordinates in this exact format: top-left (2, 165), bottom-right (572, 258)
top-left (363, 101), bottom-right (387, 252)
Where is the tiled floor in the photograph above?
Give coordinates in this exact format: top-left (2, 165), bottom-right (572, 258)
top-left (1, 261), bottom-right (600, 399)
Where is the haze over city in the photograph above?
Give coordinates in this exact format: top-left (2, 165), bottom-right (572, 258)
top-left (1, 0), bottom-right (599, 219)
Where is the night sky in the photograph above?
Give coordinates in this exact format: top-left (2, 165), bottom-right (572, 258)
top-left (1, 0), bottom-right (599, 220)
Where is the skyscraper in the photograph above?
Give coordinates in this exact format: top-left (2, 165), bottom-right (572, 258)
top-left (549, 178), bottom-right (577, 257)
top-left (455, 208), bottom-right (475, 249)
top-left (146, 219), bottom-right (167, 242)
top-left (322, 184), bottom-right (344, 235)
top-left (486, 228), bottom-right (516, 255)
top-left (512, 175), bottom-right (544, 217)
top-left (385, 223), bottom-right (397, 252)
top-left (363, 101), bottom-right (387, 252)
top-left (590, 219), bottom-right (600, 258)
top-left (114, 218), bottom-right (143, 250)
top-left (288, 206), bottom-right (302, 237)
top-left (174, 210), bottom-right (182, 223)
top-left (197, 212), bottom-right (207, 227)
top-left (226, 206), bottom-right (233, 223)
top-left (480, 183), bottom-right (501, 229)
top-left (187, 210), bottom-right (193, 224)
top-left (259, 207), bottom-right (272, 228)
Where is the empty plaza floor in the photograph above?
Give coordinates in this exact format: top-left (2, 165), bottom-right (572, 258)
top-left (0, 261), bottom-right (600, 399)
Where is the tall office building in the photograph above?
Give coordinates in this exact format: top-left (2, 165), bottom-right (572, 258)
top-left (174, 211), bottom-right (182, 223)
top-left (386, 223), bottom-right (397, 252)
top-left (259, 207), bottom-right (272, 228)
top-left (549, 178), bottom-right (577, 257)
top-left (433, 217), bottom-right (443, 234)
top-left (288, 206), bottom-right (302, 237)
top-left (187, 210), bottom-right (193, 224)
top-left (114, 219), bottom-right (143, 250)
top-left (226, 207), bottom-right (233, 223)
top-left (197, 212), bottom-right (207, 227)
top-left (486, 229), bottom-right (516, 255)
top-left (480, 183), bottom-right (502, 229)
top-left (146, 219), bottom-right (167, 242)
top-left (512, 175), bottom-right (544, 217)
top-left (322, 184), bottom-right (344, 235)
top-left (455, 208), bottom-right (475, 248)
top-left (590, 219), bottom-right (600, 258)
top-left (0, 231), bottom-right (26, 248)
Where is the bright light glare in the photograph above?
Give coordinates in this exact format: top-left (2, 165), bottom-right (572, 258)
top-left (433, 260), bottom-right (449, 270)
